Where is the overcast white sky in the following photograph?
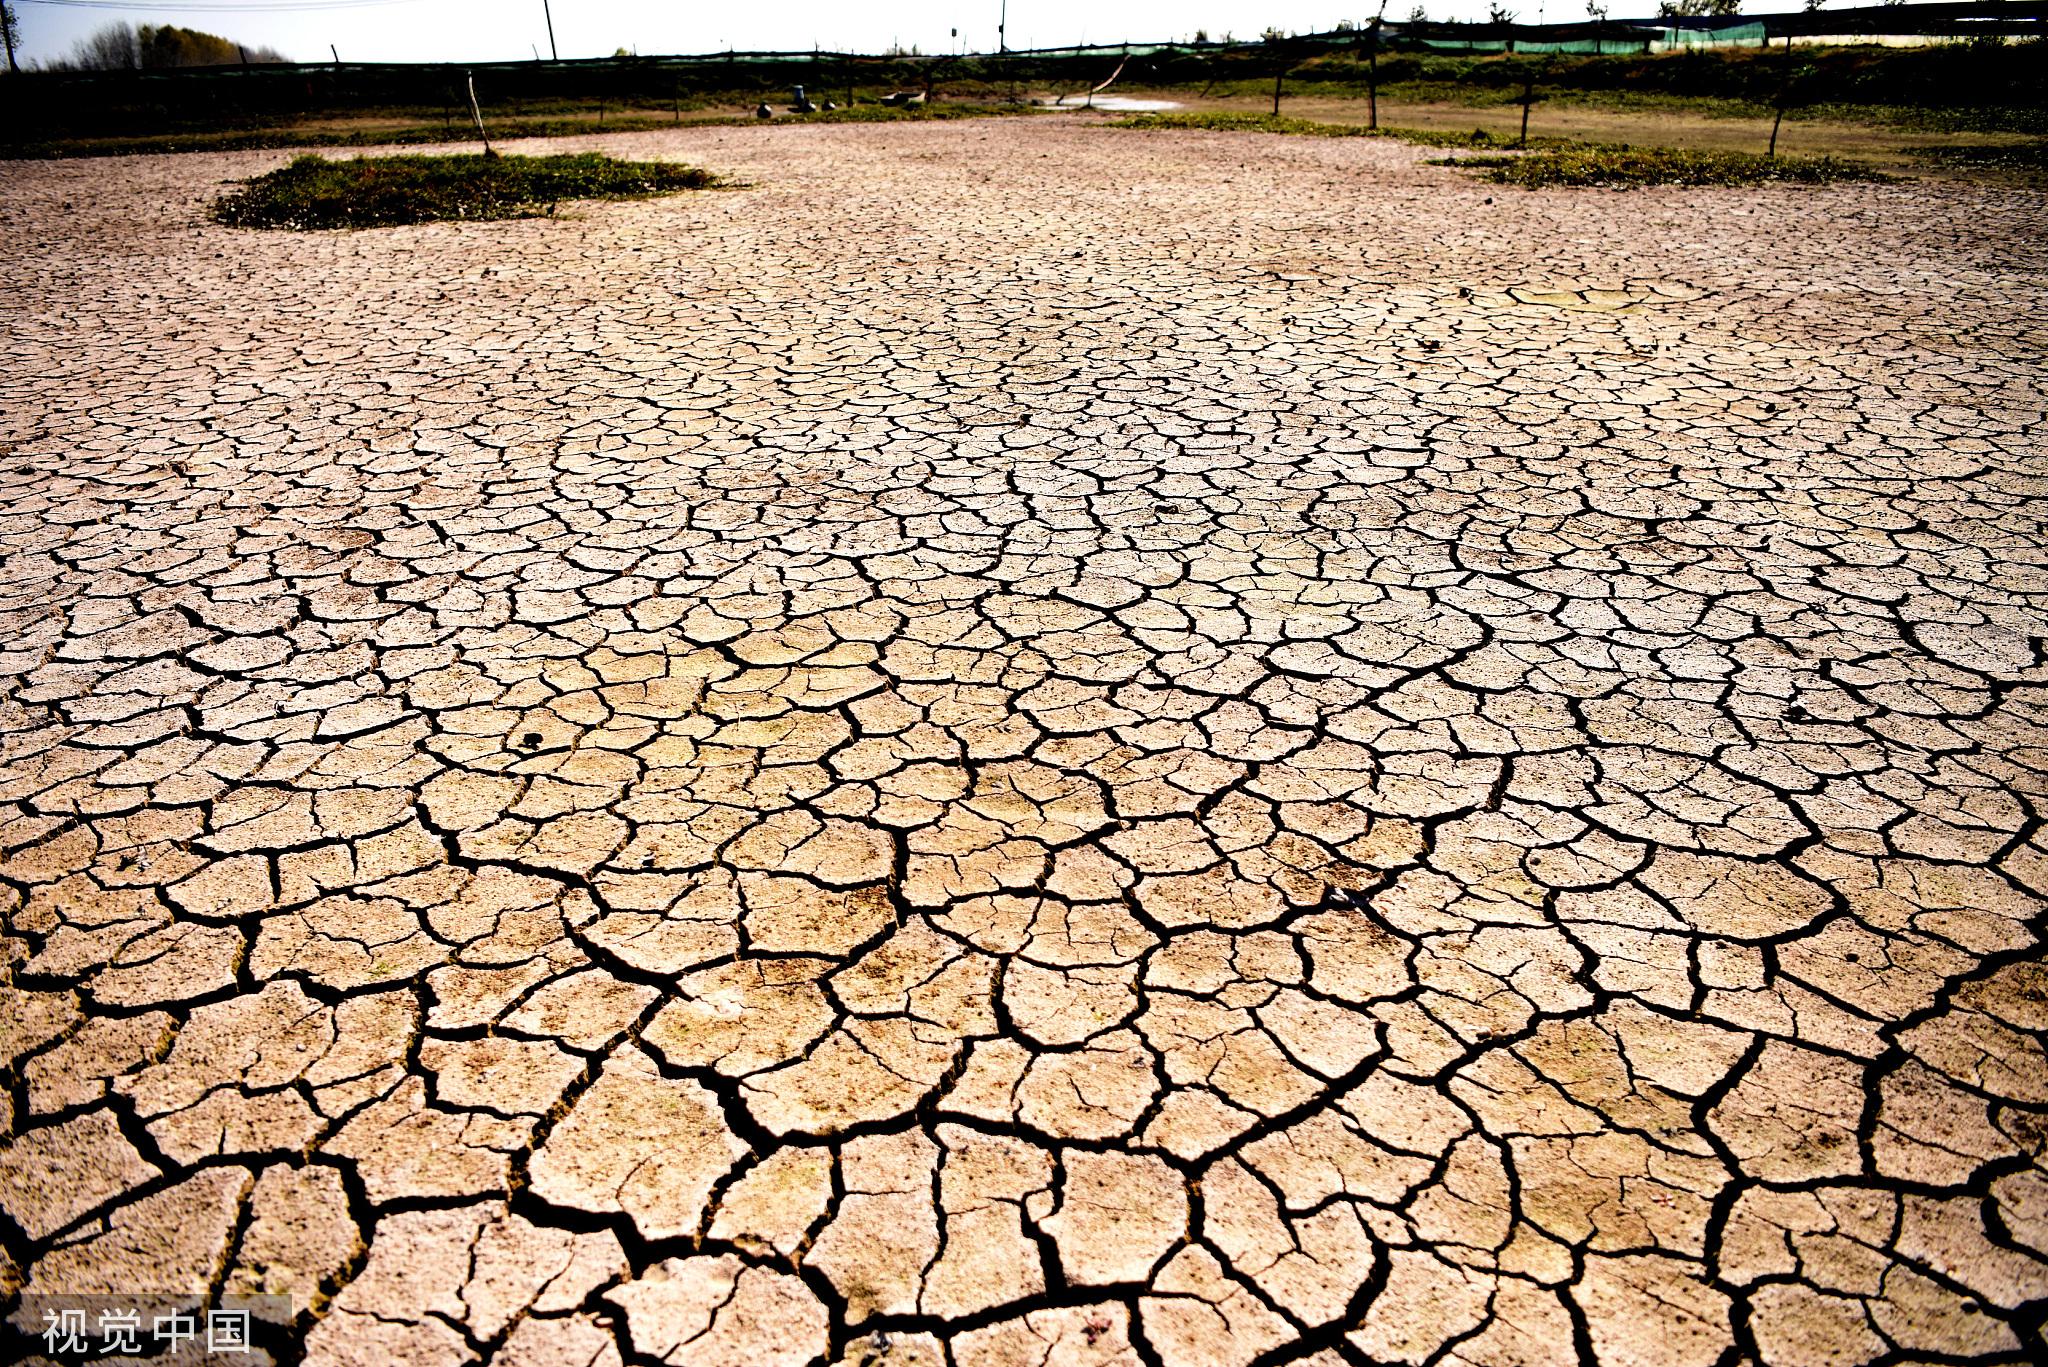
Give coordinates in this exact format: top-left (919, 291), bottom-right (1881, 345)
top-left (13, 0), bottom-right (1743, 66)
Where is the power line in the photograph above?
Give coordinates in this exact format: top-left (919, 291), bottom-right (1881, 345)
top-left (16, 1), bottom-right (424, 13)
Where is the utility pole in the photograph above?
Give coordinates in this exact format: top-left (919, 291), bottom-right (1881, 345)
top-left (542, 0), bottom-right (558, 62)
top-left (998, 0), bottom-right (1007, 54)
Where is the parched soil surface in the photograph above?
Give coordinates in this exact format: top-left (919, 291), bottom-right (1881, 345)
top-left (2, 117), bottom-right (2046, 1367)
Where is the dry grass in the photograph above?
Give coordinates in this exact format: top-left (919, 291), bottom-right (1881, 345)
top-left (1102, 89), bottom-right (2043, 172)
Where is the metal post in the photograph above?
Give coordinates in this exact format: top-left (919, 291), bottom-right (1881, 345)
top-left (542, 0), bottom-right (558, 62)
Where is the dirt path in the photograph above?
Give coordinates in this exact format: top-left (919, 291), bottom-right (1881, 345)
top-left (2, 117), bottom-right (2045, 1367)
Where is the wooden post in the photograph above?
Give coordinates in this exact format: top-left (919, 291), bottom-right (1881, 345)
top-left (1271, 63), bottom-right (1283, 117)
top-left (1768, 31), bottom-right (1790, 159)
top-left (1519, 64), bottom-right (1534, 147)
top-left (1367, 22), bottom-right (1380, 131)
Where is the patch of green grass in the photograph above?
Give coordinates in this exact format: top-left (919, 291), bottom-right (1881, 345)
top-left (1435, 145), bottom-right (1885, 190)
top-left (13, 99), bottom-right (1029, 160)
top-left (16, 116), bottom-right (683, 160)
top-left (1150, 77), bottom-right (2047, 135)
top-left (1106, 109), bottom-right (1571, 150)
top-left (1110, 110), bottom-right (1382, 137)
top-left (1387, 125), bottom-right (1577, 150)
top-left (1912, 140), bottom-right (2048, 172)
top-left (213, 151), bottom-right (719, 230)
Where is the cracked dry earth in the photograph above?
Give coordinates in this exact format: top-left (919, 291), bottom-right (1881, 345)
top-left (1, 115), bottom-right (2046, 1367)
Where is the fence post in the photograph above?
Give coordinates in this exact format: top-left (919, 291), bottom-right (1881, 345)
top-left (1367, 19), bottom-right (1380, 131)
top-left (1768, 30), bottom-right (1790, 158)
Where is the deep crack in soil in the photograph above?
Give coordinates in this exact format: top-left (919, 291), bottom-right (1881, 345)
top-left (1, 116), bottom-right (2045, 1367)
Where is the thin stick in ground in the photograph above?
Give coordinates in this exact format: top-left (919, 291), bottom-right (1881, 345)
top-left (467, 72), bottom-right (493, 156)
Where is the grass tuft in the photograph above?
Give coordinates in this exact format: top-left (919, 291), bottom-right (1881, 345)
top-left (1106, 110), bottom-right (1572, 149)
top-left (213, 151), bottom-right (718, 229)
top-left (1434, 145), bottom-right (1886, 189)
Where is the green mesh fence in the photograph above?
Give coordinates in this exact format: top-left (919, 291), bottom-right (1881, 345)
top-left (1654, 22), bottom-right (1771, 48)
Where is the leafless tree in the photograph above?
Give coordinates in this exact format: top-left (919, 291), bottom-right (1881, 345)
top-left (71, 21), bottom-right (141, 71)
top-left (2, 2), bottom-right (21, 75)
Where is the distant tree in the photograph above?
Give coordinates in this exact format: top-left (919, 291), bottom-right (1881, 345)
top-left (70, 21), bottom-right (140, 70)
top-left (1193, 28), bottom-right (1209, 42)
top-left (1262, 26), bottom-right (1288, 41)
top-left (56, 20), bottom-right (283, 70)
top-left (2, 2), bottom-right (20, 75)
top-left (1587, 1), bottom-right (1609, 19)
top-left (1487, 5), bottom-right (1518, 24)
top-left (1656, 0), bottom-right (1740, 15)
top-left (1407, 5), bottom-right (1429, 21)
top-left (139, 25), bottom-right (286, 66)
